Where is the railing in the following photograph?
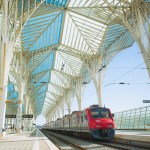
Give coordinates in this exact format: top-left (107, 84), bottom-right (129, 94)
top-left (114, 105), bottom-right (150, 130)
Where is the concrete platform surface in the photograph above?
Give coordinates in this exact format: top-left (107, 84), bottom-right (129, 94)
top-left (115, 130), bottom-right (150, 142)
top-left (0, 129), bottom-right (59, 150)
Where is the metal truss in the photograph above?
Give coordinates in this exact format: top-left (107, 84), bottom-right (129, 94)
top-left (0, 0), bottom-right (149, 120)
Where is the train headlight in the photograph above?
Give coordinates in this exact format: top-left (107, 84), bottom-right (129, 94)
top-left (95, 120), bottom-right (100, 123)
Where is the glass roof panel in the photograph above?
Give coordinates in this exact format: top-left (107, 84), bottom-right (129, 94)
top-left (36, 93), bottom-right (46, 101)
top-left (7, 83), bottom-right (15, 92)
top-left (46, 0), bottom-right (68, 7)
top-left (7, 83), bottom-right (18, 100)
top-left (37, 0), bottom-right (68, 7)
top-left (32, 71), bottom-right (50, 88)
top-left (61, 11), bottom-right (106, 54)
top-left (8, 91), bottom-right (18, 100)
top-left (9, 0), bottom-right (140, 117)
top-left (37, 85), bottom-right (48, 94)
top-left (68, 0), bottom-right (109, 7)
top-left (22, 11), bottom-right (64, 52)
top-left (32, 52), bottom-right (54, 75)
top-left (99, 24), bottom-right (134, 53)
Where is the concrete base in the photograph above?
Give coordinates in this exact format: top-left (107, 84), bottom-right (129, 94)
top-left (0, 132), bottom-right (6, 139)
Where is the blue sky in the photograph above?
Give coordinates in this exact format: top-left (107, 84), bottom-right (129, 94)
top-left (102, 43), bottom-right (150, 113)
top-left (36, 43), bottom-right (150, 125)
top-left (70, 43), bottom-right (150, 113)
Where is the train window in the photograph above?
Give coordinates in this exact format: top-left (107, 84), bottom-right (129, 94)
top-left (90, 108), bottom-right (110, 118)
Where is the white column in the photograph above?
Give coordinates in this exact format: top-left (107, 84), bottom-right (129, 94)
top-left (16, 82), bottom-right (25, 132)
top-left (74, 79), bottom-right (82, 111)
top-left (0, 86), bottom-right (7, 136)
top-left (0, 0), bottom-right (17, 137)
top-left (60, 100), bottom-right (64, 117)
top-left (0, 0), bottom-right (8, 137)
top-left (66, 91), bottom-right (72, 112)
top-left (16, 100), bottom-right (22, 132)
top-left (48, 116), bottom-right (51, 122)
top-left (105, 0), bottom-right (150, 78)
top-left (57, 109), bottom-right (60, 118)
top-left (92, 73), bottom-right (102, 107)
top-left (27, 103), bottom-right (30, 114)
top-left (85, 57), bottom-right (103, 107)
top-left (25, 96), bottom-right (29, 114)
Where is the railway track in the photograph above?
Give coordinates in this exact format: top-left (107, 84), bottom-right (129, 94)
top-left (95, 140), bottom-right (149, 150)
top-left (109, 138), bottom-right (150, 150)
top-left (42, 130), bottom-right (87, 150)
top-left (41, 129), bottom-right (149, 150)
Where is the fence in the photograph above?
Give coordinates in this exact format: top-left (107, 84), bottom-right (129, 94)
top-left (114, 105), bottom-right (150, 130)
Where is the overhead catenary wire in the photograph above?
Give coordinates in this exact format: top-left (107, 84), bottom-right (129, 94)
top-left (98, 50), bottom-right (143, 71)
top-left (104, 82), bottom-right (150, 87)
top-left (71, 57), bottom-right (150, 105)
top-left (103, 58), bottom-right (150, 88)
top-left (109, 67), bottom-right (149, 69)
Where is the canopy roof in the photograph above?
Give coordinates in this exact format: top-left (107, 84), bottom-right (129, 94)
top-left (7, 0), bottom-right (136, 118)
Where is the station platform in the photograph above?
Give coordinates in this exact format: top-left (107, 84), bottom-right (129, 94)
top-left (115, 130), bottom-right (150, 143)
top-left (0, 129), bottom-right (59, 150)
top-left (0, 129), bottom-right (149, 150)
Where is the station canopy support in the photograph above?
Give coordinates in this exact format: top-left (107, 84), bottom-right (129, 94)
top-left (0, 0), bottom-right (150, 128)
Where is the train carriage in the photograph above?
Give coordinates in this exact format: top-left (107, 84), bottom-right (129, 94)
top-left (63, 115), bottom-right (70, 129)
top-left (70, 111), bottom-right (81, 130)
top-left (42, 105), bottom-right (115, 140)
top-left (79, 110), bottom-right (89, 131)
top-left (55, 118), bottom-right (61, 129)
top-left (86, 105), bottom-right (115, 139)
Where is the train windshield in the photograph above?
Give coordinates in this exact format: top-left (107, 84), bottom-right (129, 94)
top-left (90, 108), bottom-right (110, 119)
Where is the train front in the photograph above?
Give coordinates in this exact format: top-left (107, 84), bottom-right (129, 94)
top-left (87, 105), bottom-right (115, 139)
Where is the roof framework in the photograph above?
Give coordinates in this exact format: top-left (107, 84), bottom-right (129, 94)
top-left (4, 0), bottom-right (148, 118)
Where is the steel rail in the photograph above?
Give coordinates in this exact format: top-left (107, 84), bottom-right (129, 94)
top-left (41, 130), bottom-right (87, 150)
top-left (41, 129), bottom-right (150, 150)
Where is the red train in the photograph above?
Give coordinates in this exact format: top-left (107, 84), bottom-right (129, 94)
top-left (42, 105), bottom-right (115, 139)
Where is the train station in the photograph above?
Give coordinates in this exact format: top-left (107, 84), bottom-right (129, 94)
top-left (0, 0), bottom-right (150, 149)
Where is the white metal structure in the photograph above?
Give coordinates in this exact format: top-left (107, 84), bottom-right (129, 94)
top-left (0, 0), bottom-right (150, 133)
